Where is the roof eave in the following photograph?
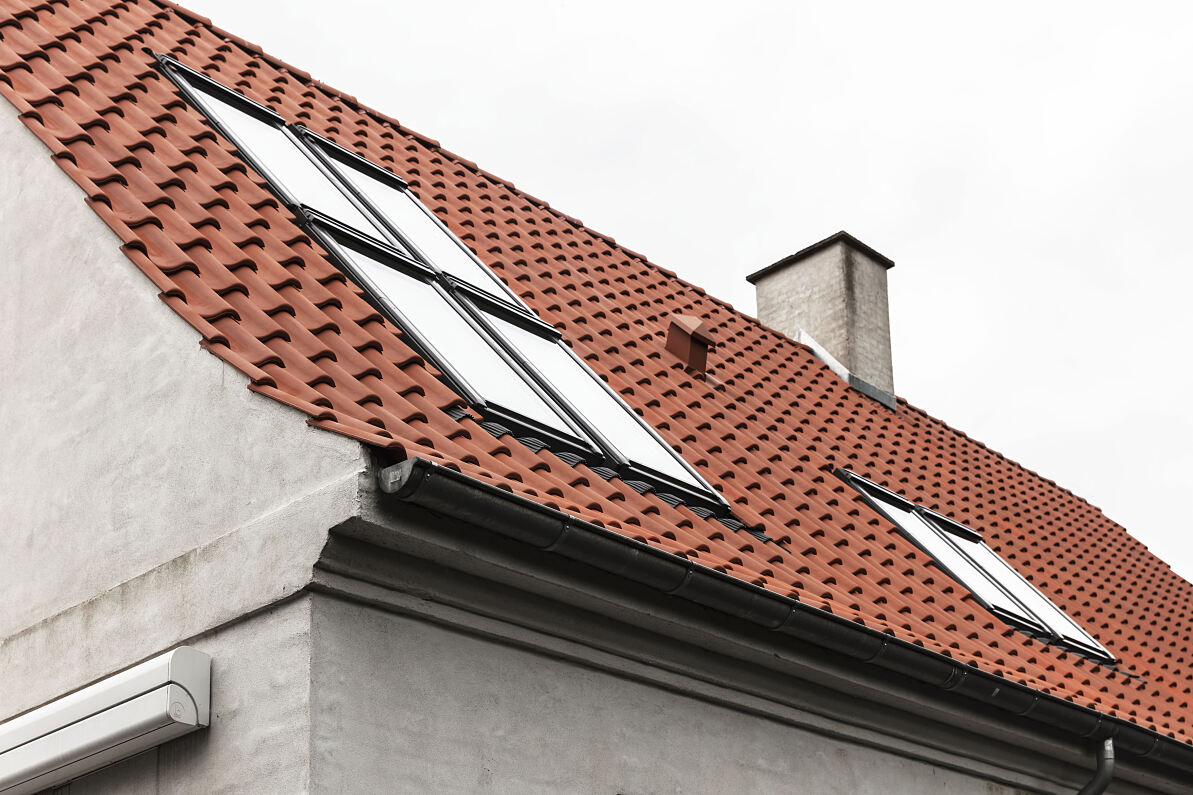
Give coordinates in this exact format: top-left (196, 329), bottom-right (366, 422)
top-left (376, 456), bottom-right (1193, 777)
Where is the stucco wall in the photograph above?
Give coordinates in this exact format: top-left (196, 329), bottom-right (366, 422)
top-left (0, 98), bottom-right (366, 720)
top-left (64, 597), bottom-right (315, 795)
top-left (309, 595), bottom-right (1032, 795)
top-left (0, 100), bottom-right (365, 641)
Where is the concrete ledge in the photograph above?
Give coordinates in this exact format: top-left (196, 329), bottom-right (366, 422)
top-left (326, 494), bottom-right (1187, 795)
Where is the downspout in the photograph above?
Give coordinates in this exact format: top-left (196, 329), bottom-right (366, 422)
top-left (1076, 738), bottom-right (1115, 795)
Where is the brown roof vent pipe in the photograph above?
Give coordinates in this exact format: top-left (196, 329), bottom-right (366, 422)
top-left (665, 314), bottom-right (715, 374)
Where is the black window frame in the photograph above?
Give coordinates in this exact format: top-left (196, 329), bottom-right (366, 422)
top-left (296, 129), bottom-right (532, 314)
top-left (156, 53), bottom-right (729, 515)
top-left (458, 288), bottom-right (722, 509)
top-left (158, 57), bottom-right (393, 247)
top-left (306, 217), bottom-right (601, 461)
top-left (837, 469), bottom-right (1114, 664)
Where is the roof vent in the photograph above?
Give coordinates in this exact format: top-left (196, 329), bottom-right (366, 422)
top-left (746, 231), bottom-right (896, 409)
top-left (665, 314), bottom-right (715, 373)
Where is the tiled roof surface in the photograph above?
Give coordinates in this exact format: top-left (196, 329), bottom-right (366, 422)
top-left (2, 0), bottom-right (1191, 744)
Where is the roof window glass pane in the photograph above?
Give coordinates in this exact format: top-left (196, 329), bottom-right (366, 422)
top-left (867, 494), bottom-right (1032, 621)
top-left (944, 532), bottom-right (1108, 653)
top-left (487, 316), bottom-right (699, 486)
top-left (188, 86), bottom-right (382, 235)
top-left (853, 477), bottom-right (1113, 661)
top-left (325, 157), bottom-right (511, 297)
top-left (343, 248), bottom-right (574, 433)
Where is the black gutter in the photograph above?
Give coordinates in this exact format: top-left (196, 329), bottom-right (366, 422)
top-left (376, 457), bottom-right (1193, 779)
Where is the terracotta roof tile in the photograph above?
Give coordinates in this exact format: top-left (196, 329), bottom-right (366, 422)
top-left (3, 0), bottom-right (1192, 745)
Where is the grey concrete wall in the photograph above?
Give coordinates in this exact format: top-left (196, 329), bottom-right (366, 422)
top-left (309, 595), bottom-right (1030, 795)
top-left (753, 242), bottom-right (895, 394)
top-left (0, 99), bottom-right (365, 719)
top-left (63, 597), bottom-right (315, 795)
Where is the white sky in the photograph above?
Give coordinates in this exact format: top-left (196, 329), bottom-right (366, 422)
top-left (184, 0), bottom-right (1193, 581)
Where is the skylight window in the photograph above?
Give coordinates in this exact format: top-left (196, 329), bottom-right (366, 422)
top-left (483, 315), bottom-right (703, 488)
top-left (840, 471), bottom-right (1113, 662)
top-left (158, 54), bottom-right (726, 513)
top-left (178, 79), bottom-right (382, 237)
top-left (306, 141), bottom-right (515, 302)
top-left (339, 243), bottom-right (583, 436)
top-left (863, 495), bottom-right (1034, 625)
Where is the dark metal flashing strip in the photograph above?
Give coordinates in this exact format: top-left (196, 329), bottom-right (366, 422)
top-left (847, 373), bottom-right (898, 411)
top-left (375, 457), bottom-right (1193, 778)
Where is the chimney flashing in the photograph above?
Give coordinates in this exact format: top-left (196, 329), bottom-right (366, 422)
top-left (793, 329), bottom-right (897, 410)
top-left (746, 230), bottom-right (895, 285)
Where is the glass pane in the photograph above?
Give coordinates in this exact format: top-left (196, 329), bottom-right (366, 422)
top-left (342, 248), bottom-right (575, 433)
top-left (954, 536), bottom-right (1108, 653)
top-left (188, 86), bottom-right (383, 235)
top-left (487, 317), bottom-right (700, 487)
top-left (869, 496), bottom-right (1030, 619)
top-left (326, 156), bottom-right (511, 297)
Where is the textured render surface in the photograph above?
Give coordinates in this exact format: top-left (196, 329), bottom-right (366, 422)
top-left (753, 240), bottom-right (895, 393)
top-left (0, 0), bottom-right (1190, 745)
top-left (65, 598), bottom-right (316, 795)
top-left (0, 89), bottom-right (365, 641)
top-left (309, 596), bottom-right (1030, 795)
top-left (0, 469), bottom-right (359, 719)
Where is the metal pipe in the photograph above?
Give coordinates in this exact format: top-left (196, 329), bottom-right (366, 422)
top-left (1076, 738), bottom-right (1115, 795)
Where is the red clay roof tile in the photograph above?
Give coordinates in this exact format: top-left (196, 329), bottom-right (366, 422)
top-left (2, 0), bottom-right (1192, 745)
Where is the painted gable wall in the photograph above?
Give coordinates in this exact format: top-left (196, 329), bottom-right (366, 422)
top-left (0, 98), bottom-right (364, 716)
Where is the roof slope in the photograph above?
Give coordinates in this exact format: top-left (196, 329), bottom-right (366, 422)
top-left (1, 0), bottom-right (1190, 743)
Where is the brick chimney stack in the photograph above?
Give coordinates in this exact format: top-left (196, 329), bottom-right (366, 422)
top-left (746, 231), bottom-right (896, 407)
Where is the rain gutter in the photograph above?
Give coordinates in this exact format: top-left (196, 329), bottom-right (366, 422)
top-left (376, 457), bottom-right (1193, 781)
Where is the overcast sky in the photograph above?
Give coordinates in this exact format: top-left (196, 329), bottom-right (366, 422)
top-left (185, 1), bottom-right (1193, 581)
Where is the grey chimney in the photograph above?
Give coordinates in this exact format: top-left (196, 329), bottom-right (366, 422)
top-left (746, 231), bottom-right (896, 408)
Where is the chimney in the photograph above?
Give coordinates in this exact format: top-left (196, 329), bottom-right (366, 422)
top-left (746, 231), bottom-right (896, 408)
